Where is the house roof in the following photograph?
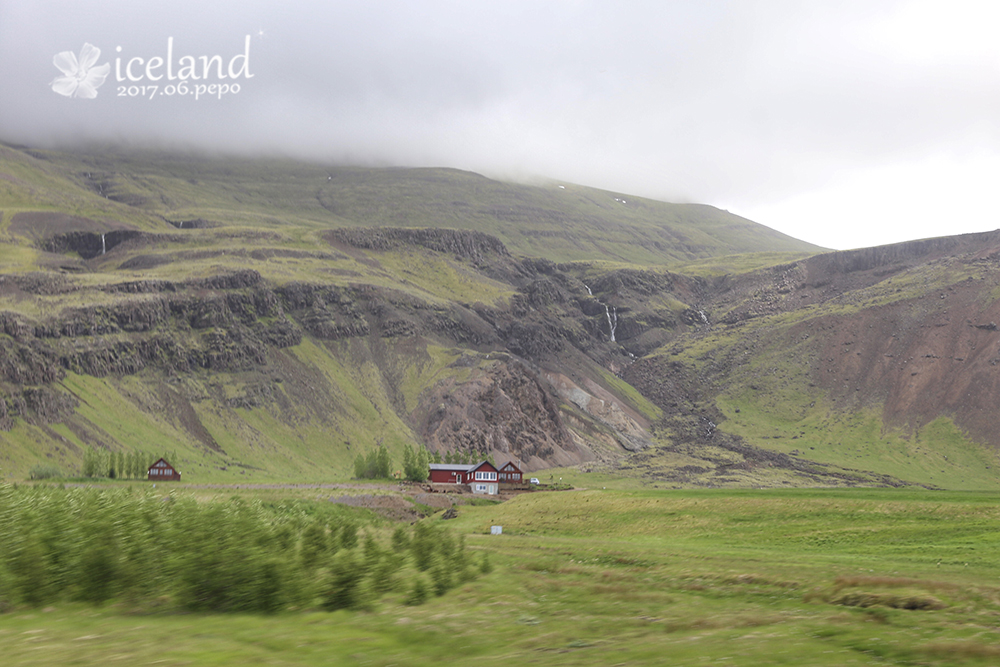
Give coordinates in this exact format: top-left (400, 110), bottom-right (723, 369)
top-left (429, 463), bottom-right (474, 472)
top-left (498, 460), bottom-right (523, 472)
top-left (428, 460), bottom-right (499, 473)
top-left (148, 457), bottom-right (176, 471)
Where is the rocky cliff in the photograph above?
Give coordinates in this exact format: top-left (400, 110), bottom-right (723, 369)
top-left (4, 145), bottom-right (1000, 489)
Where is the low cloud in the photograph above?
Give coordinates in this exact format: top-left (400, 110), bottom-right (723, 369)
top-left (2, 1), bottom-right (998, 249)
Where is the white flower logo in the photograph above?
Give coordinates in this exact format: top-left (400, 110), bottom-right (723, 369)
top-left (51, 43), bottom-right (110, 99)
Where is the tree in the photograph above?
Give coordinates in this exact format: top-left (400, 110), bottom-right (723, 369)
top-left (415, 447), bottom-right (429, 482)
top-left (376, 445), bottom-right (391, 479)
top-left (364, 449), bottom-right (378, 478)
top-left (82, 447), bottom-right (98, 478)
top-left (355, 446), bottom-right (392, 479)
top-left (299, 521), bottom-right (329, 570)
top-left (402, 445), bottom-right (429, 482)
top-left (130, 451), bottom-right (142, 479)
top-left (390, 525), bottom-right (410, 553)
top-left (402, 445), bottom-right (415, 478)
top-left (404, 576), bottom-right (429, 606)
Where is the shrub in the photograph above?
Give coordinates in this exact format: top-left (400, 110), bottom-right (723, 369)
top-left (404, 576), bottom-right (429, 606)
top-left (391, 525), bottom-right (411, 553)
top-left (321, 549), bottom-right (364, 611)
top-left (28, 465), bottom-right (62, 480)
top-left (430, 559), bottom-right (452, 596)
top-left (77, 540), bottom-right (119, 604)
top-left (0, 485), bottom-right (475, 613)
top-left (299, 521), bottom-right (330, 570)
top-left (339, 522), bottom-right (358, 550)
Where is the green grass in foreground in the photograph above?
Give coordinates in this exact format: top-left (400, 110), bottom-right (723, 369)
top-left (3, 487), bottom-right (1000, 665)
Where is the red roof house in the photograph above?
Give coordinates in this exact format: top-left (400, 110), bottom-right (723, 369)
top-left (428, 460), bottom-right (499, 494)
top-left (429, 463), bottom-right (470, 484)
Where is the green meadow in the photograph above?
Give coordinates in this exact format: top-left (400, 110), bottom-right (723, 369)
top-left (3, 484), bottom-right (1000, 666)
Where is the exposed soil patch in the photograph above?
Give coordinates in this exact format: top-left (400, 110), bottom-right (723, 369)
top-left (328, 493), bottom-right (425, 522)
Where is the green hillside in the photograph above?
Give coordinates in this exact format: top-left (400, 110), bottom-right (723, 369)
top-left (1, 144), bottom-right (824, 263)
top-left (2, 143), bottom-right (1000, 491)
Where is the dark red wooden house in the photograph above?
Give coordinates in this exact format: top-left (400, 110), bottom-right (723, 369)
top-left (428, 460), bottom-right (499, 494)
top-left (429, 463), bottom-right (471, 484)
top-left (498, 460), bottom-right (523, 483)
top-left (147, 458), bottom-right (181, 481)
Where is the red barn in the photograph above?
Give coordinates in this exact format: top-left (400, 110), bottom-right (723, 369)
top-left (147, 458), bottom-right (181, 481)
top-left (497, 460), bottom-right (523, 483)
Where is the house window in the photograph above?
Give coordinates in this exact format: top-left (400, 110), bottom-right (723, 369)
top-left (475, 471), bottom-right (497, 481)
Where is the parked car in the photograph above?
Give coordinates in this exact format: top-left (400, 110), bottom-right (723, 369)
top-left (529, 478), bottom-right (540, 485)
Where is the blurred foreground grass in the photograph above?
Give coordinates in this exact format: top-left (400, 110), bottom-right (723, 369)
top-left (3, 486), bottom-right (1000, 665)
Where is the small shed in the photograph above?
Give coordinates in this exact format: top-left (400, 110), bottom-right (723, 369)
top-left (147, 458), bottom-right (181, 481)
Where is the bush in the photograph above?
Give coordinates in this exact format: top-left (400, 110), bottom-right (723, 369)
top-left (430, 559), bottom-right (453, 596)
top-left (28, 465), bottom-right (62, 480)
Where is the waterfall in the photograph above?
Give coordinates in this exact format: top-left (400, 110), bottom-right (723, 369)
top-left (604, 305), bottom-right (617, 342)
top-left (178, 220), bottom-right (184, 229)
top-left (584, 284), bottom-right (592, 296)
top-left (100, 233), bottom-right (106, 255)
top-left (698, 310), bottom-right (708, 325)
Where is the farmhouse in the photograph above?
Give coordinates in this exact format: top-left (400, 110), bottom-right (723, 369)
top-left (428, 460), bottom-right (499, 494)
top-left (147, 458), bottom-right (181, 481)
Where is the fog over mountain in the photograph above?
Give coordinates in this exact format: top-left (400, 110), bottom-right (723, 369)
top-left (2, 0), bottom-right (999, 250)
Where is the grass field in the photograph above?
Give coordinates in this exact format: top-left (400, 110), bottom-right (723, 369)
top-left (3, 485), bottom-right (1000, 665)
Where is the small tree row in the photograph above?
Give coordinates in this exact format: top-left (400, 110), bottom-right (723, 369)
top-left (0, 484), bottom-right (485, 612)
top-left (440, 449), bottom-right (494, 466)
top-left (353, 445), bottom-right (392, 479)
top-left (353, 444), bottom-right (430, 482)
top-left (81, 447), bottom-right (174, 480)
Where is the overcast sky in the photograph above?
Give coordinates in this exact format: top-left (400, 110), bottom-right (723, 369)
top-left (1, 0), bottom-right (998, 250)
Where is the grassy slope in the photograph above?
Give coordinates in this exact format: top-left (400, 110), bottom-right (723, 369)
top-left (3, 337), bottom-right (486, 483)
top-left (3, 143), bottom-right (998, 490)
top-left (649, 282), bottom-right (1000, 490)
top-left (2, 145), bottom-right (825, 264)
top-left (2, 143), bottom-right (785, 483)
top-left (3, 487), bottom-right (1000, 665)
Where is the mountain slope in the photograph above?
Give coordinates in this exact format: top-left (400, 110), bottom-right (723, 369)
top-left (1, 144), bottom-right (824, 264)
top-left (2, 144), bottom-right (999, 490)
